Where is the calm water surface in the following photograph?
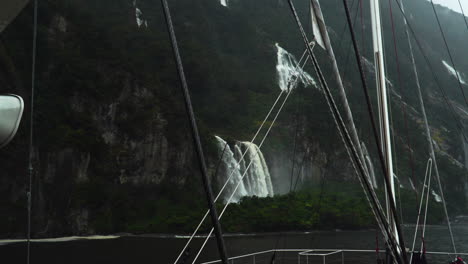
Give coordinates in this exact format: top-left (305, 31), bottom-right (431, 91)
top-left (1, 225), bottom-right (467, 263)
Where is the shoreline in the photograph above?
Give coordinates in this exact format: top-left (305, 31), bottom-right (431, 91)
top-left (0, 224), bottom-right (457, 246)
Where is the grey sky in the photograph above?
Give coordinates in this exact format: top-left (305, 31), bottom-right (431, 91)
top-left (429, 0), bottom-right (468, 14)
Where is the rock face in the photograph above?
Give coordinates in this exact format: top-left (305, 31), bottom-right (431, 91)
top-left (1, 0), bottom-right (468, 238)
top-left (0, 0), bottom-right (199, 237)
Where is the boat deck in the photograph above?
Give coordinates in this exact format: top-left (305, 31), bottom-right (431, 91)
top-left (201, 249), bottom-right (468, 264)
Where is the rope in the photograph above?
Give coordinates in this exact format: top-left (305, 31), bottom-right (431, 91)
top-left (457, 0), bottom-right (468, 33)
top-left (388, 0), bottom-right (416, 190)
top-left (397, 0), bottom-right (458, 255)
top-left (172, 50), bottom-right (308, 263)
top-left (421, 158), bottom-right (433, 254)
top-left (161, 0), bottom-right (230, 262)
top-left (310, 0), bottom-right (370, 188)
top-left (359, 0), bottom-right (365, 56)
top-left (341, 0), bottom-right (409, 262)
top-left (173, 48), bottom-right (309, 264)
top-left (287, 50), bottom-right (308, 192)
top-left (288, 1), bottom-right (404, 262)
top-left (429, 0), bottom-right (468, 108)
top-left (191, 61), bottom-right (305, 264)
top-left (335, 0), bottom-right (359, 59)
top-left (172, 92), bottom-right (285, 264)
top-left (409, 158), bottom-right (432, 264)
top-left (27, 1), bottom-right (38, 264)
top-left (289, 101), bottom-right (300, 192)
top-left (394, 0), bottom-right (468, 142)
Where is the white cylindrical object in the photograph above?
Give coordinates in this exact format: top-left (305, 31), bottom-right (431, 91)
top-left (0, 94), bottom-right (24, 148)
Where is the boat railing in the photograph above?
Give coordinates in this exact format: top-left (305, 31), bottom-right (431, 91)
top-left (200, 249), bottom-right (468, 264)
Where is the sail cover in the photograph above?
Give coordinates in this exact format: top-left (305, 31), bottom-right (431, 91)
top-left (310, 0), bottom-right (326, 50)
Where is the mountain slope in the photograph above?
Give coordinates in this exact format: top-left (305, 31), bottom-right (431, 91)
top-left (0, 0), bottom-right (467, 237)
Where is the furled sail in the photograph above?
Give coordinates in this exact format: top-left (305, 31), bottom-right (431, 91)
top-left (309, 0), bottom-right (326, 50)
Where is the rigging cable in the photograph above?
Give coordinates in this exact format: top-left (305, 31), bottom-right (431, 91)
top-left (160, 0), bottom-right (229, 262)
top-left (309, 0), bottom-right (370, 186)
top-left (392, 0), bottom-right (467, 142)
top-left (172, 90), bottom-right (286, 264)
top-left (288, 1), bottom-right (404, 262)
top-left (409, 158), bottom-right (432, 264)
top-left (173, 47), bottom-right (309, 264)
top-left (396, 0), bottom-right (458, 255)
top-left (420, 160), bottom-right (433, 255)
top-left (457, 0), bottom-right (468, 33)
top-left (388, 0), bottom-right (416, 191)
top-left (290, 0), bottom-right (360, 192)
top-left (335, 0), bottom-right (359, 59)
top-left (27, 1), bottom-right (38, 264)
top-left (359, 0), bottom-right (365, 56)
top-left (171, 51), bottom-right (296, 264)
top-left (340, 0), bottom-right (409, 262)
top-left (191, 57), bottom-right (309, 263)
top-left (289, 101), bottom-right (300, 192)
top-left (429, 0), bottom-right (468, 108)
top-left (172, 48), bottom-right (310, 264)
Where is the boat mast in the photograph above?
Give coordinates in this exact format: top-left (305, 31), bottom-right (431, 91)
top-left (370, 0), bottom-right (398, 243)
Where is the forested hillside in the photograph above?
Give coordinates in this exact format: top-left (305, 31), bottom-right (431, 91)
top-left (0, 0), bottom-right (467, 237)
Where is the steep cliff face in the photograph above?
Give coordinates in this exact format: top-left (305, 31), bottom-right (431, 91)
top-left (1, 0), bottom-right (468, 237)
top-left (0, 0), bottom-right (202, 237)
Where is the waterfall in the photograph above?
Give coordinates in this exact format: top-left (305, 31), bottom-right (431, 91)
top-left (214, 136), bottom-right (248, 203)
top-left (442, 60), bottom-right (467, 85)
top-left (275, 43), bottom-right (316, 91)
top-left (361, 143), bottom-right (378, 189)
top-left (220, 0), bottom-right (228, 7)
top-left (133, 0), bottom-right (148, 28)
top-left (431, 189), bottom-right (443, 203)
top-left (236, 141), bottom-right (274, 197)
top-left (215, 136), bottom-right (274, 203)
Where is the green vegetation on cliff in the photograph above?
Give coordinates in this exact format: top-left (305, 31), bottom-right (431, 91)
top-left (0, 0), bottom-right (466, 238)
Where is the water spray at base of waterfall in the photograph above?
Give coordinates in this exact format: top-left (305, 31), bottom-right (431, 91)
top-left (215, 136), bottom-right (274, 203)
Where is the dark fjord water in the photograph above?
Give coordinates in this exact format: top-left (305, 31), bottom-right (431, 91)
top-left (1, 225), bottom-right (468, 263)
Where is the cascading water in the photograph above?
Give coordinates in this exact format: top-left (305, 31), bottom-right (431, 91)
top-left (236, 141), bottom-right (274, 197)
top-left (442, 60), bottom-right (467, 85)
top-left (214, 136), bottom-right (248, 203)
top-left (220, 0), bottom-right (228, 7)
top-left (215, 136), bottom-right (274, 203)
top-left (133, 0), bottom-right (148, 28)
top-left (361, 143), bottom-right (378, 189)
top-left (275, 43), bottom-right (316, 91)
top-left (431, 189), bottom-right (443, 203)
